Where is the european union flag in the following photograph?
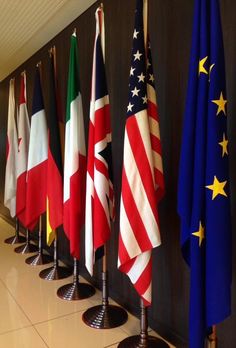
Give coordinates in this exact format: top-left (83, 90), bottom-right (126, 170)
top-left (177, 0), bottom-right (232, 347)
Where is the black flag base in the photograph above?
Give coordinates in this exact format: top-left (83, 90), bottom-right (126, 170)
top-left (5, 218), bottom-right (26, 244)
top-left (82, 270), bottom-right (128, 329)
top-left (83, 304), bottom-right (128, 329)
top-left (57, 281), bottom-right (95, 301)
top-left (14, 243), bottom-right (38, 254)
top-left (25, 253), bottom-right (52, 266)
top-left (57, 258), bottom-right (95, 301)
top-left (118, 335), bottom-right (169, 348)
top-left (39, 265), bottom-right (72, 281)
top-left (14, 228), bottom-right (37, 254)
top-left (5, 235), bottom-right (26, 244)
top-left (118, 300), bottom-right (169, 348)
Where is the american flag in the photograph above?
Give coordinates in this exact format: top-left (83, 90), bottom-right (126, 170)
top-left (85, 6), bottom-right (115, 275)
top-left (118, 0), bottom-right (164, 306)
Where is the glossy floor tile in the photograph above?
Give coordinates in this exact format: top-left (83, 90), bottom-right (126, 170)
top-left (0, 326), bottom-right (48, 348)
top-left (0, 280), bottom-right (31, 334)
top-left (0, 217), bottom-right (175, 347)
top-left (35, 311), bottom-right (128, 348)
top-left (5, 271), bottom-right (94, 324)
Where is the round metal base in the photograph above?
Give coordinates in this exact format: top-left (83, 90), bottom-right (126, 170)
top-left (39, 265), bottom-right (72, 280)
top-left (25, 253), bottom-right (52, 266)
top-left (14, 243), bottom-right (38, 254)
top-left (118, 335), bottom-right (170, 348)
top-left (83, 304), bottom-right (128, 329)
top-left (5, 235), bottom-right (26, 244)
top-left (57, 282), bottom-right (95, 301)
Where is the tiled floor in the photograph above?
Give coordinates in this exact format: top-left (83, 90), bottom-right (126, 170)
top-left (0, 218), bottom-right (175, 348)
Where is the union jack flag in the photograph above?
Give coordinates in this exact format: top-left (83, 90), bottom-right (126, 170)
top-left (85, 5), bottom-right (114, 275)
top-left (118, 0), bottom-right (164, 306)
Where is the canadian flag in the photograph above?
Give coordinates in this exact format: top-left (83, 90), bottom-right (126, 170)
top-left (4, 78), bottom-right (18, 217)
top-left (16, 73), bottom-right (30, 227)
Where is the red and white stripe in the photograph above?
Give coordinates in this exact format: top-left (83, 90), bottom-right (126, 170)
top-left (118, 2), bottom-right (164, 305)
top-left (118, 109), bottom-right (163, 305)
top-left (16, 72), bottom-right (30, 227)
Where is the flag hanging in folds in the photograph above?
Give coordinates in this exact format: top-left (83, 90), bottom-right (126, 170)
top-left (85, 6), bottom-right (115, 275)
top-left (16, 72), bottom-right (30, 228)
top-left (4, 78), bottom-right (18, 217)
top-left (25, 67), bottom-right (48, 230)
top-left (177, 0), bottom-right (232, 347)
top-left (63, 32), bottom-right (86, 259)
top-left (46, 50), bottom-right (63, 246)
top-left (118, 0), bottom-right (164, 306)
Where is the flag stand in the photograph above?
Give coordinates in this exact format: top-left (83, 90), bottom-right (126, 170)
top-left (39, 230), bottom-right (72, 280)
top-left (4, 218), bottom-right (26, 244)
top-left (14, 228), bottom-right (38, 254)
top-left (82, 246), bottom-right (128, 328)
top-left (25, 216), bottom-right (52, 266)
top-left (118, 300), bottom-right (169, 348)
top-left (57, 258), bottom-right (95, 300)
top-left (207, 326), bottom-right (217, 348)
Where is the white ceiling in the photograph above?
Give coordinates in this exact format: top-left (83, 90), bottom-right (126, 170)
top-left (0, 0), bottom-right (96, 81)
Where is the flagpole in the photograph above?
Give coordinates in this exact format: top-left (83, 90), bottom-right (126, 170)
top-left (39, 46), bottom-right (71, 281)
top-left (118, 299), bottom-right (169, 348)
top-left (82, 244), bottom-right (128, 329)
top-left (4, 218), bottom-right (26, 244)
top-left (57, 257), bottom-right (95, 301)
top-left (25, 215), bottom-right (52, 266)
top-left (207, 326), bottom-right (217, 348)
top-left (14, 228), bottom-right (38, 254)
top-left (39, 229), bottom-right (72, 280)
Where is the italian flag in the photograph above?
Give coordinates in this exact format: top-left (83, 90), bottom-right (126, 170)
top-left (63, 32), bottom-right (86, 259)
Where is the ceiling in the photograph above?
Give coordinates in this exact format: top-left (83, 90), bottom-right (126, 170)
top-left (0, 0), bottom-right (96, 81)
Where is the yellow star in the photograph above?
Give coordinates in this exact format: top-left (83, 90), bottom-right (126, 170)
top-left (199, 56), bottom-right (208, 75)
top-left (218, 133), bottom-right (228, 157)
top-left (192, 221), bottom-right (205, 247)
top-left (212, 92), bottom-right (227, 115)
top-left (206, 176), bottom-right (227, 200)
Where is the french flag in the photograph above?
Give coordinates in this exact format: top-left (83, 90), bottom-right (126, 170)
top-left (25, 67), bottom-right (48, 230)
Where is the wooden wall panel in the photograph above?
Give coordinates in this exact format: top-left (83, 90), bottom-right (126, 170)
top-left (0, 1), bottom-right (236, 347)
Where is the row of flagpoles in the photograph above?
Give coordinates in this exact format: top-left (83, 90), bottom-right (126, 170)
top-left (3, 0), bottom-right (232, 347)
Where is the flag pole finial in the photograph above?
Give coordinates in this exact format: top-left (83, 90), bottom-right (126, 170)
top-left (36, 61), bottom-right (42, 68)
top-left (49, 47), bottom-right (53, 57)
top-left (100, 2), bottom-right (104, 9)
top-left (21, 70), bottom-right (26, 76)
top-left (73, 27), bottom-right (77, 36)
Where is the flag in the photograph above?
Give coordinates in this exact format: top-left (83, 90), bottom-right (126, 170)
top-left (25, 67), bottom-right (48, 230)
top-left (46, 50), bottom-right (63, 245)
top-left (63, 32), bottom-right (86, 259)
top-left (118, 0), bottom-right (164, 306)
top-left (16, 72), bottom-right (30, 227)
top-left (85, 6), bottom-right (115, 275)
top-left (177, 0), bottom-right (232, 347)
top-left (4, 78), bottom-right (18, 217)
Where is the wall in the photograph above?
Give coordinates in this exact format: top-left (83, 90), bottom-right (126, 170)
top-left (0, 1), bottom-right (235, 347)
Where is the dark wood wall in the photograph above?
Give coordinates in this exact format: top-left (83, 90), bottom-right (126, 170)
top-left (0, 1), bottom-right (235, 347)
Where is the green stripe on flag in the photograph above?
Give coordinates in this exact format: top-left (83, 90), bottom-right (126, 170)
top-left (66, 34), bottom-right (81, 123)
